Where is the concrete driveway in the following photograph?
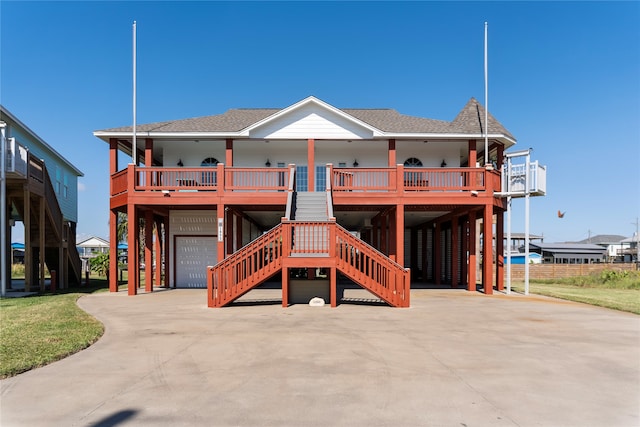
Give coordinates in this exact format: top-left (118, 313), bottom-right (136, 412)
top-left (1, 288), bottom-right (639, 426)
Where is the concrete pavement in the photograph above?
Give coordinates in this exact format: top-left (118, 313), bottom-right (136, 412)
top-left (1, 288), bottom-right (639, 426)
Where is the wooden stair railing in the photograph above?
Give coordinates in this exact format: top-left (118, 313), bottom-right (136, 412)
top-left (41, 162), bottom-right (63, 240)
top-left (207, 221), bottom-right (410, 308)
top-left (208, 224), bottom-right (284, 307)
top-left (334, 224), bottom-right (410, 307)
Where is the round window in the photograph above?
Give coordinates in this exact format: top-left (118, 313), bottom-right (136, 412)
top-left (404, 157), bottom-right (423, 167)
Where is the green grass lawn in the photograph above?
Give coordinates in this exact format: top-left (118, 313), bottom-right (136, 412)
top-left (511, 270), bottom-right (640, 315)
top-left (512, 283), bottom-right (640, 314)
top-left (0, 281), bottom-right (108, 378)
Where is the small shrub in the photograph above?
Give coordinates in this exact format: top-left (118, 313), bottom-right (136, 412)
top-left (89, 253), bottom-right (110, 278)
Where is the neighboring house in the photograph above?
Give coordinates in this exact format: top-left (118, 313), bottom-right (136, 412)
top-left (77, 236), bottom-right (109, 259)
top-left (1, 105), bottom-right (84, 290)
top-left (529, 243), bottom-right (606, 264)
top-left (611, 234), bottom-right (638, 263)
top-left (94, 96), bottom-right (546, 307)
top-left (574, 234), bottom-right (629, 262)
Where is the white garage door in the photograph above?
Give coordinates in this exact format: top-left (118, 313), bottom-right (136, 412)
top-left (175, 236), bottom-right (217, 288)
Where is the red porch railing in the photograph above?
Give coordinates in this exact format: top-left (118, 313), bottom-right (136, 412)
top-left (332, 167), bottom-right (488, 192)
top-left (112, 165), bottom-right (497, 195)
top-left (225, 167), bottom-right (289, 192)
top-left (111, 169), bottom-right (128, 195)
top-left (135, 167), bottom-right (218, 191)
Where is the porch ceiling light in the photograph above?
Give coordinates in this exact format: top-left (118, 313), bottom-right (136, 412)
top-left (353, 159), bottom-right (359, 167)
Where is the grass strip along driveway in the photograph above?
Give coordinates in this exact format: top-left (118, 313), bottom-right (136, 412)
top-left (512, 270), bottom-right (640, 315)
top-left (0, 286), bottom-right (105, 378)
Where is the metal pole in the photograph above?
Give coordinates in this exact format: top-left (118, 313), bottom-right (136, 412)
top-left (484, 22), bottom-right (489, 167)
top-left (506, 157), bottom-right (513, 294)
top-left (132, 21), bottom-right (137, 166)
top-left (524, 151), bottom-right (531, 295)
top-left (0, 121), bottom-right (7, 297)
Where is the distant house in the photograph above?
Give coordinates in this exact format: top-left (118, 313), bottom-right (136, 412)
top-left (611, 235), bottom-right (639, 263)
top-left (574, 234), bottom-right (627, 262)
top-left (77, 236), bottom-right (109, 259)
top-left (529, 243), bottom-right (606, 264)
top-left (1, 105), bottom-right (84, 290)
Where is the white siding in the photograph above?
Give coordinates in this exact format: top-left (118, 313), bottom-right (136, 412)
top-left (250, 104), bottom-right (374, 140)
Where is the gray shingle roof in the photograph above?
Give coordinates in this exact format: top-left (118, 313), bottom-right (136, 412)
top-left (96, 98), bottom-right (514, 139)
top-left (451, 98), bottom-right (515, 140)
top-left (573, 235), bottom-right (627, 245)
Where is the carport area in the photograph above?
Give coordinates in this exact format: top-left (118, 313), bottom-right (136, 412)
top-left (1, 288), bottom-right (638, 426)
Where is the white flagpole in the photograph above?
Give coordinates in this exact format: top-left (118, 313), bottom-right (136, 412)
top-left (484, 21), bottom-right (489, 167)
top-left (132, 21), bottom-right (137, 165)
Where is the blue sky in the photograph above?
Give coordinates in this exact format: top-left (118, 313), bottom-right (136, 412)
top-left (1, 1), bottom-right (639, 243)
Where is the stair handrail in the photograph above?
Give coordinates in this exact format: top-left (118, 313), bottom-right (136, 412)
top-left (41, 162), bottom-right (63, 239)
top-left (326, 164), bottom-right (334, 219)
top-left (66, 223), bottom-right (82, 285)
top-left (334, 223), bottom-right (410, 307)
top-left (284, 164), bottom-right (296, 220)
top-left (207, 223), bottom-right (284, 307)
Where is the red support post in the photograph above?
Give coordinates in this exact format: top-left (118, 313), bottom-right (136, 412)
top-left (496, 208), bottom-right (504, 291)
top-left (451, 216), bottom-right (459, 288)
top-left (144, 210), bottom-right (153, 293)
top-left (422, 224), bottom-right (429, 284)
top-left (468, 211), bottom-right (477, 291)
top-left (434, 222), bottom-right (441, 285)
top-left (330, 267), bottom-right (337, 308)
top-left (127, 201), bottom-right (138, 296)
top-left (461, 217), bottom-right (468, 289)
top-left (109, 208), bottom-right (118, 292)
top-left (483, 204), bottom-right (493, 294)
top-left (307, 138), bottom-right (315, 192)
top-left (225, 139), bottom-right (233, 167)
top-left (282, 267), bottom-right (289, 307)
top-left (388, 139), bottom-right (396, 167)
top-left (396, 204), bottom-right (404, 267)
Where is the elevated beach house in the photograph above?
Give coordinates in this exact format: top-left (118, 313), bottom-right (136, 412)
top-left (94, 96), bottom-right (533, 307)
top-left (1, 105), bottom-right (83, 291)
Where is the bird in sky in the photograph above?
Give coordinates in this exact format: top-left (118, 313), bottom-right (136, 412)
top-left (558, 210), bottom-right (566, 218)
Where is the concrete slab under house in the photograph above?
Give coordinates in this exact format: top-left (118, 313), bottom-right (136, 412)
top-left (93, 96), bottom-right (546, 308)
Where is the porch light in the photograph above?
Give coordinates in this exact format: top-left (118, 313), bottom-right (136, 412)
top-left (440, 159), bottom-right (447, 167)
top-left (353, 159), bottom-right (359, 167)
top-left (265, 159), bottom-right (271, 167)
top-left (177, 159), bottom-right (183, 167)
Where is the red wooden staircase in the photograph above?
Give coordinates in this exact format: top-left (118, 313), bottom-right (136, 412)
top-left (207, 221), bottom-right (410, 308)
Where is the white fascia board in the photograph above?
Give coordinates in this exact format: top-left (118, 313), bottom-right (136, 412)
top-left (93, 131), bottom-right (243, 139)
top-left (375, 132), bottom-right (517, 146)
top-left (242, 96), bottom-right (385, 137)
